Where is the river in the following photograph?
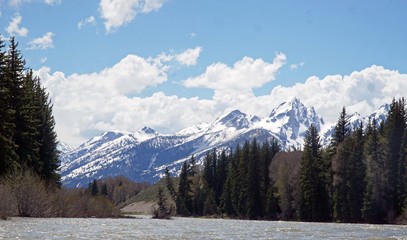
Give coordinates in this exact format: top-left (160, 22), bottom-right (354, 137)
top-left (1, 215), bottom-right (406, 239)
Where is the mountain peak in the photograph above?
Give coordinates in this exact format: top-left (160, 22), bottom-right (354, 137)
top-left (216, 109), bottom-right (254, 129)
top-left (140, 126), bottom-right (157, 135)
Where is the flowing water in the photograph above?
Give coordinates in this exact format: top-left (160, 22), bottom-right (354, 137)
top-left (0, 215), bottom-right (406, 239)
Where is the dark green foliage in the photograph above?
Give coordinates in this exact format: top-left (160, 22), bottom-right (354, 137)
top-left (0, 37), bottom-right (60, 186)
top-left (89, 179), bottom-right (99, 196)
top-left (362, 119), bottom-right (387, 223)
top-left (164, 167), bottom-right (177, 202)
top-left (157, 100), bottom-right (406, 224)
top-left (383, 98), bottom-right (406, 218)
top-left (0, 38), bottom-right (18, 176)
top-left (176, 161), bottom-right (192, 216)
top-left (153, 187), bottom-right (172, 219)
top-left (299, 124), bottom-right (330, 222)
top-left (265, 182), bottom-right (280, 220)
top-left (246, 139), bottom-right (261, 219)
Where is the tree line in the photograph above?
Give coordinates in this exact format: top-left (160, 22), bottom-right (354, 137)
top-left (161, 98), bottom-right (407, 223)
top-left (0, 37), bottom-right (60, 186)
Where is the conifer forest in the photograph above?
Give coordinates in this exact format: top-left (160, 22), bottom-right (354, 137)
top-left (164, 98), bottom-right (407, 224)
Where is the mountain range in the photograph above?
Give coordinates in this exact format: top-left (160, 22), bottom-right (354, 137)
top-left (59, 98), bottom-right (389, 187)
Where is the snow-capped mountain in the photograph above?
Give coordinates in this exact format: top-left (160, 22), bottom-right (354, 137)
top-left (320, 104), bottom-right (390, 145)
top-left (59, 98), bottom-right (387, 187)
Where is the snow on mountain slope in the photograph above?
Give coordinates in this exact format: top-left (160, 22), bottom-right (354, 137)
top-left (320, 104), bottom-right (390, 145)
top-left (59, 98), bottom-right (388, 187)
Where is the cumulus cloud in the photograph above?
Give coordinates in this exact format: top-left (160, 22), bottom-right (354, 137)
top-left (99, 0), bottom-right (166, 33)
top-left (34, 53), bottom-right (211, 146)
top-left (6, 14), bottom-right (28, 37)
top-left (175, 47), bottom-right (202, 66)
top-left (28, 32), bottom-right (54, 49)
top-left (266, 65), bottom-right (407, 123)
top-left (35, 48), bottom-right (406, 147)
top-left (183, 52), bottom-right (287, 91)
top-left (78, 16), bottom-right (97, 30)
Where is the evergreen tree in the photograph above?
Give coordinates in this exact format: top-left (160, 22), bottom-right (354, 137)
top-left (333, 107), bottom-right (351, 146)
top-left (383, 98), bottom-right (406, 217)
top-left (90, 179), bottom-right (98, 196)
top-left (164, 167), bottom-right (177, 202)
top-left (6, 38), bottom-right (26, 167)
top-left (347, 124), bottom-right (366, 222)
top-left (176, 161), bottom-right (192, 216)
top-left (237, 141), bottom-right (250, 217)
top-left (265, 181), bottom-right (280, 220)
top-left (220, 172), bottom-right (234, 216)
top-left (34, 76), bottom-right (60, 185)
top-left (399, 127), bottom-right (407, 209)
top-left (153, 187), bottom-right (172, 219)
top-left (216, 150), bottom-right (228, 204)
top-left (18, 71), bottom-right (41, 172)
top-left (299, 124), bottom-right (330, 222)
top-left (246, 138), bottom-right (261, 219)
top-left (0, 37), bottom-right (18, 176)
top-left (331, 107), bottom-right (350, 221)
top-left (362, 118), bottom-right (386, 223)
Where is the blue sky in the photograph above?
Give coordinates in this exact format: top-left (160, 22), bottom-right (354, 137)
top-left (1, 0), bottom-right (406, 146)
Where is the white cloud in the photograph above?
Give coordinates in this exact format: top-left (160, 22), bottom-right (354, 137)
top-left (183, 52), bottom-right (287, 91)
top-left (44, 0), bottom-right (61, 4)
top-left (78, 16), bottom-right (97, 30)
top-left (35, 47), bottom-right (406, 148)
top-left (175, 47), bottom-right (202, 66)
top-left (34, 53), bottom-right (191, 146)
top-left (6, 14), bottom-right (28, 37)
top-left (266, 65), bottom-right (407, 123)
top-left (28, 32), bottom-right (54, 50)
top-left (99, 0), bottom-right (166, 33)
top-left (8, 0), bottom-right (23, 7)
top-left (290, 62), bottom-right (304, 71)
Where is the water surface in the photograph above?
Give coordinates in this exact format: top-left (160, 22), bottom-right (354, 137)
top-left (1, 215), bottom-right (406, 239)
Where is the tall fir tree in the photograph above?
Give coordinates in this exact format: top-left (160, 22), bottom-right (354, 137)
top-left (362, 118), bottom-right (386, 223)
top-left (383, 98), bottom-right (406, 218)
top-left (0, 37), bottom-right (18, 176)
top-left (347, 124), bottom-right (366, 222)
top-left (176, 161), bottom-right (192, 216)
top-left (299, 124), bottom-right (330, 222)
top-left (246, 138), bottom-right (261, 219)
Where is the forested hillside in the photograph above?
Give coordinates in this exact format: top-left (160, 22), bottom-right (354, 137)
top-left (160, 98), bottom-right (407, 224)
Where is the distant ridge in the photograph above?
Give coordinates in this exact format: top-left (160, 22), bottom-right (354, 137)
top-left (59, 98), bottom-right (389, 187)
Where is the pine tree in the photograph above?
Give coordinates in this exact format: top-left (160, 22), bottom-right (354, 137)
top-left (35, 76), bottom-right (60, 185)
top-left (176, 161), bottom-right (191, 216)
top-left (237, 141), bottom-right (249, 217)
top-left (347, 124), bottom-right (366, 222)
top-left (299, 124), bottom-right (330, 222)
top-left (153, 187), bottom-right (172, 219)
top-left (246, 138), bottom-right (261, 219)
top-left (362, 118), bottom-right (386, 223)
top-left (383, 98), bottom-right (406, 218)
top-left (0, 37), bottom-right (18, 176)
top-left (331, 107), bottom-right (351, 221)
top-left (18, 71), bottom-right (41, 172)
top-left (6, 38), bottom-right (26, 167)
top-left (164, 167), bottom-right (177, 202)
top-left (399, 127), bottom-right (407, 210)
top-left (265, 180), bottom-right (280, 220)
